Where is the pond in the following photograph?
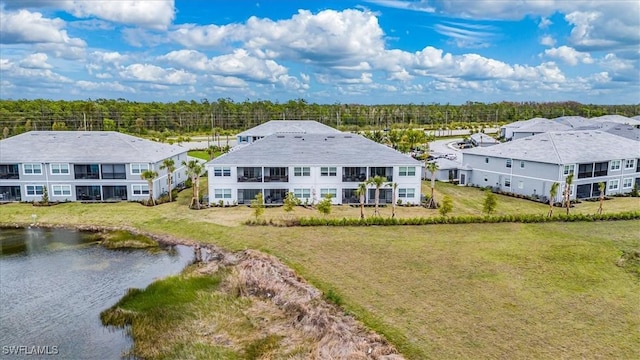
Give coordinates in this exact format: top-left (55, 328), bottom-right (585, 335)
top-left (0, 227), bottom-right (194, 359)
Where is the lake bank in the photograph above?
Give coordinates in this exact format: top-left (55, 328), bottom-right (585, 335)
top-left (2, 223), bottom-right (404, 359)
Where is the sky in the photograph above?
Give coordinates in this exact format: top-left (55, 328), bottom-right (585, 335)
top-left (0, 0), bottom-right (638, 105)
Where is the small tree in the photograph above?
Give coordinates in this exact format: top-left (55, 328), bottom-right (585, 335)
top-left (366, 176), bottom-right (387, 216)
top-left (387, 182), bottom-right (398, 218)
top-left (548, 182), bottom-right (559, 217)
top-left (563, 173), bottom-right (574, 215)
top-left (483, 190), bottom-right (497, 215)
top-left (426, 162), bottom-right (439, 209)
top-left (317, 193), bottom-right (333, 216)
top-left (251, 192), bottom-right (265, 221)
top-left (356, 182), bottom-right (367, 219)
top-left (182, 160), bottom-right (203, 209)
top-left (439, 195), bottom-right (453, 216)
top-left (283, 192), bottom-right (298, 215)
top-left (41, 187), bottom-right (49, 205)
top-left (159, 158), bottom-right (176, 203)
top-left (597, 182), bottom-right (605, 214)
top-left (140, 169), bottom-right (158, 206)
top-left (631, 182), bottom-right (639, 197)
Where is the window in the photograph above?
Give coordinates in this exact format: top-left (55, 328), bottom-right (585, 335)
top-left (214, 189), bottom-right (232, 199)
top-left (23, 163), bottom-right (42, 175)
top-left (294, 167), bottom-right (310, 176)
top-left (608, 179), bottom-right (619, 191)
top-left (504, 179), bottom-right (511, 187)
top-left (131, 163), bottom-right (149, 175)
top-left (610, 160), bottom-right (621, 171)
top-left (520, 161), bottom-right (525, 168)
top-left (485, 158), bottom-right (489, 163)
top-left (399, 166), bottom-right (416, 176)
top-left (101, 164), bottom-right (126, 179)
top-left (52, 185), bottom-right (72, 196)
top-left (398, 188), bottom-right (415, 198)
top-left (294, 188), bottom-right (311, 199)
top-left (320, 167), bottom-right (337, 176)
top-left (506, 159), bottom-right (512, 168)
top-left (74, 164), bottom-right (100, 179)
top-left (0, 164), bottom-right (19, 179)
top-left (563, 164), bottom-right (575, 176)
top-left (623, 178), bottom-right (633, 189)
top-left (50, 163), bottom-right (70, 175)
top-left (578, 163), bottom-right (593, 179)
top-left (213, 167), bottom-right (231, 177)
top-left (132, 184), bottom-right (149, 195)
top-left (320, 188), bottom-right (337, 198)
top-left (594, 162), bottom-right (608, 177)
top-left (624, 159), bottom-right (635, 170)
top-left (26, 185), bottom-right (44, 196)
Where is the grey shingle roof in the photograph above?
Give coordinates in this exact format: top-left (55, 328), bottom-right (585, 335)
top-left (0, 131), bottom-right (187, 163)
top-left (470, 133), bottom-right (499, 144)
top-left (515, 120), bottom-right (571, 133)
top-left (208, 133), bottom-right (423, 167)
top-left (236, 120), bottom-right (340, 137)
top-left (592, 115), bottom-right (640, 126)
top-left (463, 130), bottom-right (640, 164)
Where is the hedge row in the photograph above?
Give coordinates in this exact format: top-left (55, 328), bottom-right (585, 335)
top-left (268, 211), bottom-right (640, 227)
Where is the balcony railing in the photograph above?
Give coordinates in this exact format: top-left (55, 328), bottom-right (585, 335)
top-left (342, 175), bottom-right (367, 182)
top-left (238, 176), bottom-right (262, 182)
top-left (264, 175), bottom-right (288, 182)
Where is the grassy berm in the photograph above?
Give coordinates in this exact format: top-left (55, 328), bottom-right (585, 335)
top-left (1, 181), bottom-right (639, 359)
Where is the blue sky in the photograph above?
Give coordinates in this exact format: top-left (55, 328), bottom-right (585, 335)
top-left (1, 0), bottom-right (638, 104)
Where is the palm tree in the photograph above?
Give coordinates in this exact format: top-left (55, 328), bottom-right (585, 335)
top-left (366, 175), bottom-right (386, 216)
top-left (387, 182), bottom-right (398, 218)
top-left (426, 161), bottom-right (439, 209)
top-left (206, 145), bottom-right (216, 160)
top-left (548, 182), bottom-right (559, 217)
top-left (597, 182), bottom-right (605, 214)
top-left (355, 182), bottom-right (367, 219)
top-left (183, 160), bottom-right (204, 209)
top-left (140, 169), bottom-right (158, 206)
top-left (159, 158), bottom-right (176, 202)
top-left (563, 173), bottom-right (574, 215)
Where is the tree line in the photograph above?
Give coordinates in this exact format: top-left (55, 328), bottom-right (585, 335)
top-left (1, 98), bottom-right (638, 138)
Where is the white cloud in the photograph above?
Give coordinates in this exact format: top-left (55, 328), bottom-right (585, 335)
top-left (433, 21), bottom-right (498, 48)
top-left (365, 0), bottom-right (434, 13)
top-left (539, 17), bottom-right (552, 29)
top-left (2, 0), bottom-right (176, 29)
top-left (160, 49), bottom-right (292, 84)
top-left (119, 64), bottom-right (196, 85)
top-left (0, 9), bottom-right (86, 46)
top-left (76, 80), bottom-right (134, 93)
top-left (543, 46), bottom-right (594, 66)
top-left (18, 53), bottom-right (52, 69)
top-left (540, 35), bottom-right (556, 47)
top-left (168, 9), bottom-right (386, 67)
top-left (0, 57), bottom-right (72, 83)
top-left (169, 23), bottom-right (240, 48)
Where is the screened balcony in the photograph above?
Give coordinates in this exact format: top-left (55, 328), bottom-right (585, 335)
top-left (0, 186), bottom-right (21, 201)
top-left (0, 164), bottom-right (19, 179)
top-left (369, 167), bottom-right (393, 182)
top-left (342, 167), bottom-right (367, 182)
top-left (264, 189), bottom-right (288, 204)
top-left (264, 167), bottom-right (288, 182)
top-left (237, 167), bottom-right (262, 182)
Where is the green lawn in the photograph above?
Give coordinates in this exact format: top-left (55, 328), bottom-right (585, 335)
top-left (1, 183), bottom-right (639, 359)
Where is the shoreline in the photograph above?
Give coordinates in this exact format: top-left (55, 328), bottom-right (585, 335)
top-left (1, 222), bottom-right (404, 359)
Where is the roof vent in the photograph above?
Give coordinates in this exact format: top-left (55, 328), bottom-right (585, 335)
top-left (344, 135), bottom-right (352, 138)
top-left (294, 135), bottom-right (303, 138)
top-left (277, 135), bottom-right (285, 138)
top-left (327, 136), bottom-right (335, 138)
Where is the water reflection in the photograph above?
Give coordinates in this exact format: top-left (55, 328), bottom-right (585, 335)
top-left (0, 227), bottom-right (194, 359)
